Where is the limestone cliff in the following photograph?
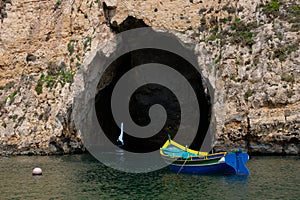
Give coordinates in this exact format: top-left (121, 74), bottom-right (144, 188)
top-left (0, 0), bottom-right (299, 155)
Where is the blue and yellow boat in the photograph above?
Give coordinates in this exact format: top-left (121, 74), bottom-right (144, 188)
top-left (160, 138), bottom-right (250, 175)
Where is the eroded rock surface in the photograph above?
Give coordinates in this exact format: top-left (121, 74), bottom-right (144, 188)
top-left (0, 0), bottom-right (299, 155)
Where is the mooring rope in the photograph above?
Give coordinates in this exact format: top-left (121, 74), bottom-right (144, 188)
top-left (177, 155), bottom-right (189, 175)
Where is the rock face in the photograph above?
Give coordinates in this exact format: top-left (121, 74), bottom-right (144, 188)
top-left (0, 0), bottom-right (112, 154)
top-left (0, 0), bottom-right (299, 155)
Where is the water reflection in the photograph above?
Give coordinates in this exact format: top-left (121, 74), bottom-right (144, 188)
top-left (0, 154), bottom-right (299, 199)
top-left (223, 174), bottom-right (249, 184)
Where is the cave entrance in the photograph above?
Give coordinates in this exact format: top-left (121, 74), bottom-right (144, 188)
top-left (94, 18), bottom-right (211, 153)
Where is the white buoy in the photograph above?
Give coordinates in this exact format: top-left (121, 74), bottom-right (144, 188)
top-left (32, 167), bottom-right (42, 175)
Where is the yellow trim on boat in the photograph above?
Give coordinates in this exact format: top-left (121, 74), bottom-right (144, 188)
top-left (160, 139), bottom-right (227, 158)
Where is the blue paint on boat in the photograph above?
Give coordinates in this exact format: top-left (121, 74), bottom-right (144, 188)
top-left (160, 138), bottom-right (250, 176)
top-left (168, 152), bottom-right (249, 175)
top-left (225, 152), bottom-right (250, 175)
top-left (169, 163), bottom-right (231, 175)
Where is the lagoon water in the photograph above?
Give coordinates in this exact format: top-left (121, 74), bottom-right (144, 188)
top-left (0, 154), bottom-right (299, 199)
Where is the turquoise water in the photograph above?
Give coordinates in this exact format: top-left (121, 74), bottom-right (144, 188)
top-left (0, 154), bottom-right (299, 199)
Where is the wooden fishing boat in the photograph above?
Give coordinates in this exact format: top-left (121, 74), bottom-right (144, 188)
top-left (160, 138), bottom-right (250, 175)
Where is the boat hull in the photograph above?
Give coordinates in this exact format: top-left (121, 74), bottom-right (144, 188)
top-left (160, 138), bottom-right (250, 175)
top-left (163, 151), bottom-right (250, 175)
top-left (168, 162), bottom-right (236, 175)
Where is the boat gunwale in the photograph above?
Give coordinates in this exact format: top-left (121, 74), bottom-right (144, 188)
top-left (159, 138), bottom-right (227, 161)
top-left (166, 161), bottom-right (226, 167)
top-left (161, 154), bottom-right (225, 166)
top-left (160, 152), bottom-right (227, 159)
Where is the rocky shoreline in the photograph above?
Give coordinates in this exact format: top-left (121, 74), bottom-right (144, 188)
top-left (0, 0), bottom-right (299, 155)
